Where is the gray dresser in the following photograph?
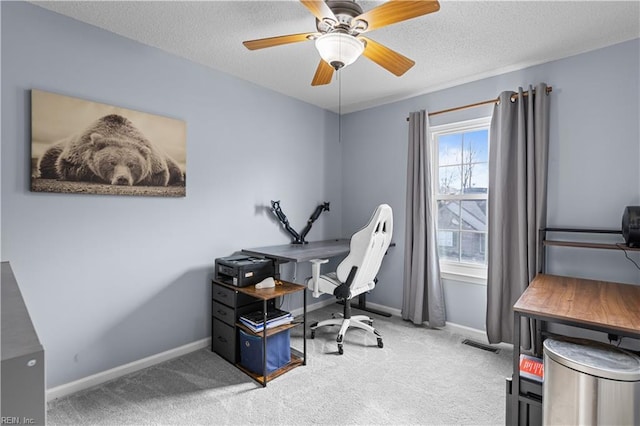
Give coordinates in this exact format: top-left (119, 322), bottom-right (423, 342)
top-left (1, 262), bottom-right (45, 425)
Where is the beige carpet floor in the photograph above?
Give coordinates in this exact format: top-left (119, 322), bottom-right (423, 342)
top-left (47, 305), bottom-right (512, 425)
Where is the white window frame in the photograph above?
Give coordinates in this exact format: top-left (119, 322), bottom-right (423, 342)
top-left (430, 117), bottom-right (491, 285)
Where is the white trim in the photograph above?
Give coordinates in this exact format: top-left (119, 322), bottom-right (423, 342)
top-left (47, 298), bottom-right (350, 401)
top-left (290, 296), bottom-right (336, 317)
top-left (292, 297), bottom-right (400, 318)
top-left (46, 338), bottom-right (210, 401)
top-left (45, 304), bottom-right (498, 402)
top-left (430, 116), bottom-right (492, 134)
top-left (440, 261), bottom-right (487, 286)
top-left (443, 322), bottom-right (513, 351)
top-left (363, 300), bottom-right (401, 317)
top-left (441, 271), bottom-right (487, 286)
top-left (430, 117), bottom-right (491, 271)
top-left (443, 321), bottom-right (487, 342)
top-left (309, 300), bottom-right (507, 351)
top-left (309, 300), bottom-right (512, 352)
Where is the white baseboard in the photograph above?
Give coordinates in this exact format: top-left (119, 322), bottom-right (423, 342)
top-left (353, 303), bottom-right (501, 348)
top-left (47, 306), bottom-right (504, 401)
top-left (301, 300), bottom-right (509, 352)
top-left (47, 299), bottom-right (382, 401)
top-left (46, 338), bottom-right (210, 401)
top-left (364, 301), bottom-right (401, 317)
top-left (443, 322), bottom-right (513, 351)
top-left (444, 322), bottom-right (488, 342)
top-left (290, 298), bottom-right (400, 318)
top-left (290, 297), bottom-right (336, 317)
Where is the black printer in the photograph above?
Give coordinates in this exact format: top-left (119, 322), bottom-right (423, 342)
top-left (214, 255), bottom-right (274, 287)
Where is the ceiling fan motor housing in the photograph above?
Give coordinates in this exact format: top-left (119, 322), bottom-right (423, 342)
top-left (316, 0), bottom-right (365, 33)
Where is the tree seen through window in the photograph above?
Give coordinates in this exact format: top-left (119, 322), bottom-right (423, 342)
top-left (434, 124), bottom-right (489, 266)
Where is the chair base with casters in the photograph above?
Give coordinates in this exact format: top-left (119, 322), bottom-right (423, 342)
top-left (309, 293), bottom-right (383, 355)
top-left (308, 262), bottom-right (385, 354)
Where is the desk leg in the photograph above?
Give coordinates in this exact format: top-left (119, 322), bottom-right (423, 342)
top-left (338, 293), bottom-right (392, 318)
top-left (270, 258), bottom-right (289, 280)
top-left (535, 319), bottom-right (542, 358)
top-left (354, 293), bottom-right (392, 317)
top-left (262, 299), bottom-right (268, 388)
top-left (512, 312), bottom-right (521, 425)
top-left (303, 288), bottom-right (307, 365)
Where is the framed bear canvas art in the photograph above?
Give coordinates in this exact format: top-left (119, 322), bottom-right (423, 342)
top-left (31, 90), bottom-right (186, 197)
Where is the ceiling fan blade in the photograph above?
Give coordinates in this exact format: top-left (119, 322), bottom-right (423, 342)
top-left (300, 0), bottom-right (337, 23)
top-left (354, 0), bottom-right (440, 33)
top-left (243, 32), bottom-right (317, 50)
top-left (360, 36), bottom-right (415, 76)
top-left (312, 60), bottom-right (334, 86)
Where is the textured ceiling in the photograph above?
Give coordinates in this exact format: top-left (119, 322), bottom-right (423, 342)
top-left (31, 1), bottom-right (640, 114)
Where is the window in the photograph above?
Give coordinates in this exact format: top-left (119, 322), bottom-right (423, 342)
top-left (431, 117), bottom-right (491, 283)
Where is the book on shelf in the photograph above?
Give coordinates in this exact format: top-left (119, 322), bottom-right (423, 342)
top-left (519, 354), bottom-right (544, 382)
top-left (239, 309), bottom-right (293, 332)
top-left (239, 317), bottom-right (293, 332)
top-left (240, 308), bottom-right (292, 325)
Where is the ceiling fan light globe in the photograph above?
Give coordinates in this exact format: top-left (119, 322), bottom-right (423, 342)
top-left (315, 33), bottom-right (364, 70)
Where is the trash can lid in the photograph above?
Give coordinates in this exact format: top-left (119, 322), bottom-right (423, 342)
top-left (544, 338), bottom-right (640, 382)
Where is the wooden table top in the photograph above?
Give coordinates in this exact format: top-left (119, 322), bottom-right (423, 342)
top-left (214, 279), bottom-right (306, 301)
top-left (514, 274), bottom-right (640, 336)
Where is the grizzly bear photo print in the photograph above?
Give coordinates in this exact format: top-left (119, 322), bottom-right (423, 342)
top-left (31, 90), bottom-right (186, 197)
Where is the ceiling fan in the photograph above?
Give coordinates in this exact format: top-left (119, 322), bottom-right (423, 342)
top-left (243, 0), bottom-right (440, 86)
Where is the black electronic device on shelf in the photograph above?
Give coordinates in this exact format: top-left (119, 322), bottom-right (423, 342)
top-left (214, 255), bottom-right (274, 287)
top-left (622, 206), bottom-right (640, 247)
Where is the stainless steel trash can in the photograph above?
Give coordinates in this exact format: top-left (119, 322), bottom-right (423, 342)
top-left (543, 337), bottom-right (640, 425)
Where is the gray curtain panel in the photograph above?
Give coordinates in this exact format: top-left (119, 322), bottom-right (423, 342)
top-left (402, 110), bottom-right (446, 327)
top-left (486, 84), bottom-right (550, 347)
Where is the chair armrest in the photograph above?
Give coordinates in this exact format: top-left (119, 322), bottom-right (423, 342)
top-left (308, 258), bottom-right (329, 298)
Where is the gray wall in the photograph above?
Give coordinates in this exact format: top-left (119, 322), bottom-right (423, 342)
top-left (341, 38), bottom-right (640, 329)
top-left (1, 2), bottom-right (342, 388)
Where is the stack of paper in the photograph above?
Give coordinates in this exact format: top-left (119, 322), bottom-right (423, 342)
top-left (239, 309), bottom-right (293, 333)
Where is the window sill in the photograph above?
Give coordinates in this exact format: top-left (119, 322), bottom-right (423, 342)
top-left (440, 262), bottom-right (487, 286)
top-left (441, 271), bottom-right (487, 286)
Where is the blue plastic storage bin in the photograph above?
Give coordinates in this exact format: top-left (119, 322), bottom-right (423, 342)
top-left (239, 329), bottom-right (291, 375)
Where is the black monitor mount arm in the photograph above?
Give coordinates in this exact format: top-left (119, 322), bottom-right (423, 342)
top-left (270, 200), bottom-right (330, 244)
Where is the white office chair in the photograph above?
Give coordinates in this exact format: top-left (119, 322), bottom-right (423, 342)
top-left (306, 204), bottom-right (393, 354)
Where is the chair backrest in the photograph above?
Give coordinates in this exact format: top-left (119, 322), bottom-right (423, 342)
top-left (336, 204), bottom-right (393, 297)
